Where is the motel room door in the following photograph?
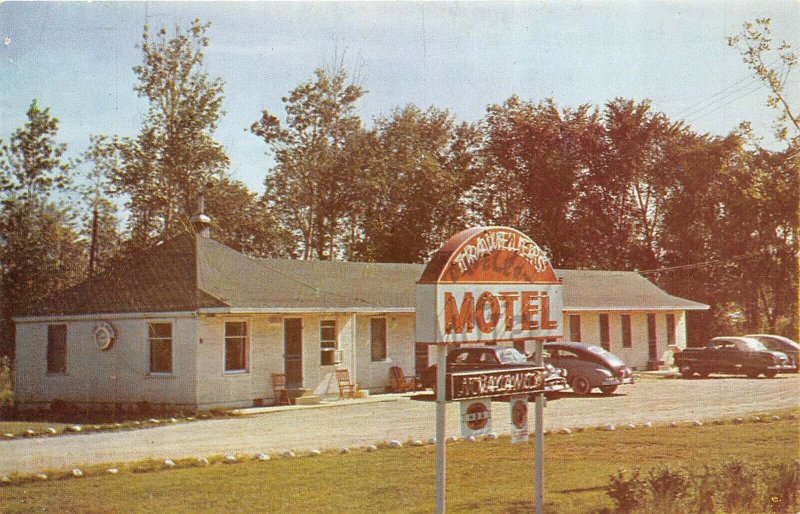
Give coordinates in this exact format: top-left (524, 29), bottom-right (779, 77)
top-left (284, 318), bottom-right (303, 388)
top-left (647, 313), bottom-right (657, 365)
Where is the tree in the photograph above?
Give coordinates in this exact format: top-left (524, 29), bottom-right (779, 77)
top-left (728, 18), bottom-right (799, 143)
top-left (572, 99), bottom-right (686, 270)
top-left (251, 67), bottom-right (367, 259)
top-left (0, 99), bottom-right (70, 199)
top-left (354, 105), bottom-right (479, 263)
top-left (0, 101), bottom-right (83, 358)
top-left (470, 96), bottom-right (599, 266)
top-left (203, 177), bottom-right (293, 258)
top-left (112, 19), bottom-right (229, 246)
top-left (81, 136), bottom-right (121, 276)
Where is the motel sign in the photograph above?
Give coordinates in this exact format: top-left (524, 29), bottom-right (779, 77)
top-left (416, 226), bottom-right (563, 514)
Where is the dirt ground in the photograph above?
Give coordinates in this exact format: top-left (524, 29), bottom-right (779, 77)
top-left (1, 374), bottom-right (798, 475)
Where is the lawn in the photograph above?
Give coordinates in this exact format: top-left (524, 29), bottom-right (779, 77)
top-left (0, 412), bottom-right (797, 513)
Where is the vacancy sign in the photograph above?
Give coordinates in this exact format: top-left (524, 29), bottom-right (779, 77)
top-left (460, 399), bottom-right (492, 438)
top-left (510, 395), bottom-right (529, 444)
top-left (416, 226), bottom-right (563, 345)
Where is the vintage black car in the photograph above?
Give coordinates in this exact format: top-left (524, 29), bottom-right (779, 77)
top-left (419, 346), bottom-right (568, 395)
top-left (539, 342), bottom-right (634, 395)
top-left (674, 336), bottom-right (795, 378)
top-left (746, 334), bottom-right (800, 373)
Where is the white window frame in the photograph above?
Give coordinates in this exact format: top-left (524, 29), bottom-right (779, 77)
top-left (224, 320), bottom-right (249, 373)
top-left (320, 319), bottom-right (340, 366)
top-left (147, 321), bottom-right (173, 375)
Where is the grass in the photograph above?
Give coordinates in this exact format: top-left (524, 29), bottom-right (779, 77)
top-left (0, 409), bottom-right (797, 513)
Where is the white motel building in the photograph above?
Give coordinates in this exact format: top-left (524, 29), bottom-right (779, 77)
top-left (13, 224), bottom-right (708, 411)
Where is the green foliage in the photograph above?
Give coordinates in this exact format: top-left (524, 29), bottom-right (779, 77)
top-left (607, 469), bottom-right (648, 514)
top-left (251, 66), bottom-right (368, 259)
top-left (113, 19), bottom-right (229, 245)
top-left (355, 104), bottom-right (480, 262)
top-left (0, 355), bottom-right (13, 407)
top-left (0, 101), bottom-right (84, 358)
top-left (606, 460), bottom-right (800, 514)
top-left (728, 18), bottom-right (799, 142)
top-left (0, 99), bottom-right (72, 199)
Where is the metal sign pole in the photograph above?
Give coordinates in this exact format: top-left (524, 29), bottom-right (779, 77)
top-left (534, 339), bottom-right (545, 514)
top-left (435, 342), bottom-right (447, 514)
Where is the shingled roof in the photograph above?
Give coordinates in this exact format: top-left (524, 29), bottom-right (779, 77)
top-left (18, 232), bottom-right (707, 318)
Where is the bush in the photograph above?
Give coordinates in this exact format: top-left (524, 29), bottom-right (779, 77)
top-left (606, 460), bottom-right (800, 513)
top-left (0, 355), bottom-right (13, 406)
top-left (607, 469), bottom-right (648, 514)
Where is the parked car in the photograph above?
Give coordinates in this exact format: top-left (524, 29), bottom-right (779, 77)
top-left (419, 346), bottom-right (568, 396)
top-left (539, 342), bottom-right (634, 395)
top-left (674, 336), bottom-right (795, 379)
top-left (745, 334), bottom-right (800, 373)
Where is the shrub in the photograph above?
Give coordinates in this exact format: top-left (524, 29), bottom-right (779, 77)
top-left (607, 469), bottom-right (648, 514)
top-left (0, 355), bottom-right (13, 407)
top-left (607, 460), bottom-right (799, 514)
top-left (647, 465), bottom-right (690, 513)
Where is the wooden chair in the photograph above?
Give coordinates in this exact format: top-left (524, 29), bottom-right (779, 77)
top-left (335, 368), bottom-right (358, 399)
top-left (272, 373), bottom-right (291, 406)
top-left (389, 366), bottom-right (418, 393)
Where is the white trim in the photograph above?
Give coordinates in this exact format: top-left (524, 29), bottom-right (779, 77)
top-left (562, 305), bottom-right (709, 312)
top-left (13, 303), bottom-right (707, 324)
top-left (14, 311), bottom-right (196, 324)
top-left (199, 307), bottom-right (414, 315)
top-left (223, 319), bottom-right (250, 373)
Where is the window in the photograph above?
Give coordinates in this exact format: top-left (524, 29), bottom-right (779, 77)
top-left (47, 324), bottom-right (67, 374)
top-left (569, 315), bottom-right (581, 342)
top-left (621, 314), bottom-right (632, 348)
top-left (599, 314), bottom-right (610, 350)
top-left (666, 313), bottom-right (676, 345)
top-left (148, 322), bottom-right (172, 374)
top-left (370, 317), bottom-right (387, 361)
top-left (320, 320), bottom-right (338, 366)
top-left (225, 321), bottom-right (248, 372)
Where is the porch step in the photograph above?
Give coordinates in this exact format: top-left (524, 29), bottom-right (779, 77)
top-left (294, 395), bottom-right (321, 405)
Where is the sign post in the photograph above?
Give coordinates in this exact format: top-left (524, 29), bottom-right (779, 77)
top-left (435, 342), bottom-right (447, 514)
top-left (416, 226), bottom-right (563, 514)
top-left (534, 340), bottom-right (545, 513)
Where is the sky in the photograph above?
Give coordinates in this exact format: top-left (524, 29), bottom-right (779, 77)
top-left (1, 1), bottom-right (798, 194)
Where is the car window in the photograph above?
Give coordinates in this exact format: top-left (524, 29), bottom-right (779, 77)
top-left (560, 349), bottom-right (580, 359)
top-left (735, 339), bottom-right (767, 352)
top-left (453, 351), bottom-right (471, 363)
top-left (496, 348), bottom-right (527, 364)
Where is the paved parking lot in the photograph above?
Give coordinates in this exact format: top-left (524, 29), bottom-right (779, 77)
top-left (1, 374), bottom-right (798, 474)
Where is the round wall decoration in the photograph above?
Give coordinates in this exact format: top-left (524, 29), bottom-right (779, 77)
top-left (93, 322), bottom-right (116, 351)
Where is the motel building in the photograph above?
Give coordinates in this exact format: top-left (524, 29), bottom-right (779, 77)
top-left (13, 219), bottom-right (708, 412)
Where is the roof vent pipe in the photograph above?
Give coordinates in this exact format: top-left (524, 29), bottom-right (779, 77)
top-left (191, 182), bottom-right (213, 238)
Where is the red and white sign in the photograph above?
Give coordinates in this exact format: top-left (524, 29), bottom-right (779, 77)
top-left (460, 399), bottom-right (492, 438)
top-left (416, 227), bottom-right (563, 345)
top-left (510, 395), bottom-right (529, 444)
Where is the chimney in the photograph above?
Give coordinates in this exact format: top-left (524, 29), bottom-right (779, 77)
top-left (191, 183), bottom-right (213, 238)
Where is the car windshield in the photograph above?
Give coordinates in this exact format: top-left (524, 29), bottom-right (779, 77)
top-left (496, 348), bottom-right (528, 364)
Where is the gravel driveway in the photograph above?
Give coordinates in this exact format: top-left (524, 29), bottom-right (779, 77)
top-left (1, 374), bottom-right (798, 475)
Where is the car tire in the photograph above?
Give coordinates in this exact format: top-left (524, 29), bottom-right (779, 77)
top-left (679, 365), bottom-right (694, 379)
top-left (745, 370), bottom-right (760, 379)
top-left (599, 385), bottom-right (618, 395)
top-left (764, 370), bottom-right (778, 379)
top-left (698, 370), bottom-right (711, 378)
top-left (571, 375), bottom-right (592, 395)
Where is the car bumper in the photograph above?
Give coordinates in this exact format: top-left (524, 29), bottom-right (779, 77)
top-left (767, 364), bottom-right (797, 372)
top-left (600, 376), bottom-right (635, 386)
top-left (544, 379), bottom-right (569, 392)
